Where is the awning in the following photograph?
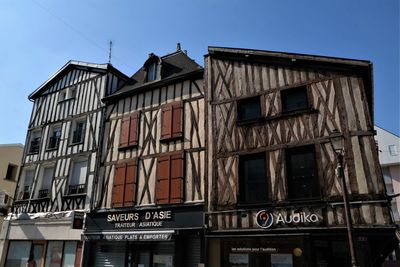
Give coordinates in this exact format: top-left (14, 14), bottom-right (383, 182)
top-left (83, 230), bottom-right (174, 241)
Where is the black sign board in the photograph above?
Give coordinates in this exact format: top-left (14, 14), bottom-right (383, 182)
top-left (85, 206), bottom-right (204, 232)
top-left (72, 211), bottom-right (84, 229)
top-left (83, 231), bottom-right (173, 241)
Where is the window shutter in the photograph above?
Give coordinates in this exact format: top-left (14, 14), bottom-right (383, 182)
top-left (128, 112), bottom-right (140, 146)
top-left (119, 117), bottom-right (130, 148)
top-left (161, 105), bottom-right (173, 140)
top-left (112, 163), bottom-right (126, 208)
top-left (171, 102), bottom-right (183, 138)
top-left (124, 160), bottom-right (138, 206)
top-left (170, 151), bottom-right (184, 203)
top-left (156, 155), bottom-right (171, 204)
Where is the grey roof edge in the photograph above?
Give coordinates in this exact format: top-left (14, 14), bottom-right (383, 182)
top-left (28, 60), bottom-right (128, 101)
top-left (207, 46), bottom-right (372, 67)
top-left (375, 125), bottom-right (400, 138)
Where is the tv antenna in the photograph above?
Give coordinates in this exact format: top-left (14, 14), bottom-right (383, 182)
top-left (108, 40), bottom-right (113, 64)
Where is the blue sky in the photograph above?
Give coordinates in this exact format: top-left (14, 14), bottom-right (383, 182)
top-left (0, 0), bottom-right (398, 144)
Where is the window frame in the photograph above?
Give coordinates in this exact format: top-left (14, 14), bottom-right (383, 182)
top-left (236, 96), bottom-right (263, 124)
top-left (280, 85), bottom-right (310, 114)
top-left (70, 118), bottom-right (86, 145)
top-left (146, 62), bottom-right (159, 82)
top-left (4, 163), bottom-right (17, 181)
top-left (67, 159), bottom-right (88, 195)
top-left (285, 145), bottom-right (320, 200)
top-left (35, 165), bottom-right (54, 199)
top-left (58, 86), bottom-right (77, 103)
top-left (238, 152), bottom-right (269, 205)
top-left (47, 125), bottom-right (62, 151)
top-left (28, 130), bottom-right (42, 154)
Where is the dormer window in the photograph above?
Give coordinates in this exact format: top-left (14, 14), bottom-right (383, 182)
top-left (147, 62), bottom-right (158, 82)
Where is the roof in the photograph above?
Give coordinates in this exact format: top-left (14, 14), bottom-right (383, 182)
top-left (0, 143), bottom-right (24, 148)
top-left (207, 46), bottom-right (374, 123)
top-left (105, 50), bottom-right (203, 101)
top-left (29, 60), bottom-right (128, 100)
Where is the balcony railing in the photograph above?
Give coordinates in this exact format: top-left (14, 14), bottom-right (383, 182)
top-left (67, 184), bottom-right (86, 195)
top-left (38, 189), bottom-right (49, 199)
top-left (29, 138), bottom-right (41, 153)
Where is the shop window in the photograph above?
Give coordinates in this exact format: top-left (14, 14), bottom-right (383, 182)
top-left (67, 160), bottom-right (87, 195)
top-left (112, 159), bottom-right (138, 208)
top-left (45, 241), bottom-right (63, 267)
top-left (237, 96), bottom-right (262, 122)
top-left (47, 126), bottom-right (61, 150)
top-left (70, 119), bottom-right (85, 145)
top-left (63, 241), bottom-right (78, 267)
top-left (5, 164), bottom-right (17, 181)
top-left (119, 112), bottom-right (140, 149)
top-left (160, 102), bottom-right (183, 141)
top-left (18, 169), bottom-right (34, 200)
top-left (5, 241), bottom-right (31, 267)
top-left (156, 151), bottom-right (184, 204)
top-left (286, 145), bottom-right (320, 199)
top-left (239, 153), bottom-right (268, 204)
top-left (281, 86), bottom-right (309, 113)
top-left (29, 131), bottom-right (41, 154)
top-left (35, 166), bottom-right (53, 198)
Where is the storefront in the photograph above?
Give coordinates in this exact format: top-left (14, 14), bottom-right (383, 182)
top-left (206, 208), bottom-right (398, 267)
top-left (3, 211), bottom-right (84, 267)
top-left (84, 205), bottom-right (204, 267)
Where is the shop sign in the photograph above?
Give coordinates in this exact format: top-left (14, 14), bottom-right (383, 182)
top-left (85, 207), bottom-right (203, 231)
top-left (231, 247), bottom-right (277, 253)
top-left (255, 210), bottom-right (321, 229)
top-left (84, 232), bottom-right (172, 241)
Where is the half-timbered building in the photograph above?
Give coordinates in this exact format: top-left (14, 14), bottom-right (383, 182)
top-left (204, 47), bottom-right (397, 267)
top-left (3, 61), bottom-right (127, 266)
top-left (84, 47), bottom-right (206, 266)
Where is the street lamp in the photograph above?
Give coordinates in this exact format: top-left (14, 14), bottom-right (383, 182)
top-left (330, 133), bottom-right (359, 267)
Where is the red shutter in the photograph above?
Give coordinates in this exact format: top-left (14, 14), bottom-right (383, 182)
top-left (119, 117), bottom-right (130, 148)
top-left (156, 155), bottom-right (171, 204)
top-left (161, 105), bottom-right (173, 140)
top-left (74, 241), bottom-right (83, 267)
top-left (171, 102), bottom-right (183, 138)
top-left (124, 160), bottom-right (138, 206)
top-left (112, 163), bottom-right (126, 208)
top-left (170, 151), bottom-right (184, 203)
top-left (129, 112), bottom-right (140, 146)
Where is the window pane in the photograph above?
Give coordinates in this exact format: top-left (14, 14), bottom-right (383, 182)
top-left (389, 145), bottom-right (399, 156)
top-left (237, 97), bottom-right (261, 121)
top-left (282, 86), bottom-right (308, 112)
top-left (70, 161), bottom-right (87, 185)
top-left (287, 146), bottom-right (319, 199)
top-left (240, 153), bottom-right (267, 203)
top-left (62, 241), bottom-right (77, 267)
top-left (5, 241), bottom-right (31, 267)
top-left (45, 241), bottom-right (63, 267)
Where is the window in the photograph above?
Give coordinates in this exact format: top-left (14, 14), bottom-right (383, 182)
top-left (35, 166), bottom-right (53, 198)
top-left (389, 145), bottom-right (399, 156)
top-left (5, 164), bottom-right (17, 181)
top-left (112, 159), bottom-right (138, 208)
top-left (237, 96), bottom-right (262, 122)
top-left (156, 151), bottom-right (184, 204)
top-left (19, 169), bottom-right (34, 200)
top-left (281, 86), bottom-right (309, 113)
top-left (47, 126), bottom-right (61, 150)
top-left (71, 119), bottom-right (85, 144)
top-left (58, 87), bottom-right (76, 102)
top-left (286, 145), bottom-right (319, 199)
top-left (147, 62), bottom-right (158, 82)
top-left (5, 241), bottom-right (31, 267)
top-left (67, 161), bottom-right (87, 195)
top-left (29, 131), bottom-right (41, 154)
top-left (161, 102), bottom-right (183, 141)
top-left (119, 112), bottom-right (140, 149)
top-left (239, 153), bottom-right (268, 204)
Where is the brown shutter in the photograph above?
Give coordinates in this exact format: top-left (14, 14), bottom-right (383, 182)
top-left (170, 151), bottom-right (184, 203)
top-left (119, 117), bottom-right (130, 148)
top-left (161, 105), bottom-right (173, 140)
top-left (156, 155), bottom-right (170, 204)
top-left (74, 242), bottom-right (83, 267)
top-left (171, 102), bottom-right (183, 138)
top-left (128, 112), bottom-right (140, 146)
top-left (124, 160), bottom-right (138, 206)
top-left (112, 163), bottom-right (126, 207)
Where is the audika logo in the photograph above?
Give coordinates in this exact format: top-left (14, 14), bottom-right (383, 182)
top-left (255, 210), bottom-right (274, 229)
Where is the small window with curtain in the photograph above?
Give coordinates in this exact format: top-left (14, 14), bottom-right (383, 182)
top-left (112, 159), bottom-right (138, 208)
top-left (67, 160), bottom-right (87, 195)
top-left (286, 145), bottom-right (320, 199)
top-left (160, 102), bottom-right (183, 141)
top-left (147, 62), bottom-right (158, 82)
top-left (239, 152), bottom-right (268, 204)
top-left (28, 130), bottom-right (41, 154)
top-left (47, 126), bottom-right (61, 150)
top-left (156, 151), bottom-right (184, 204)
top-left (281, 85), bottom-right (309, 113)
top-left (119, 112), bottom-right (140, 149)
top-left (237, 96), bottom-right (262, 123)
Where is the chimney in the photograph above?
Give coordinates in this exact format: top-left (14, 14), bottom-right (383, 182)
top-left (176, 43), bottom-right (181, 51)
